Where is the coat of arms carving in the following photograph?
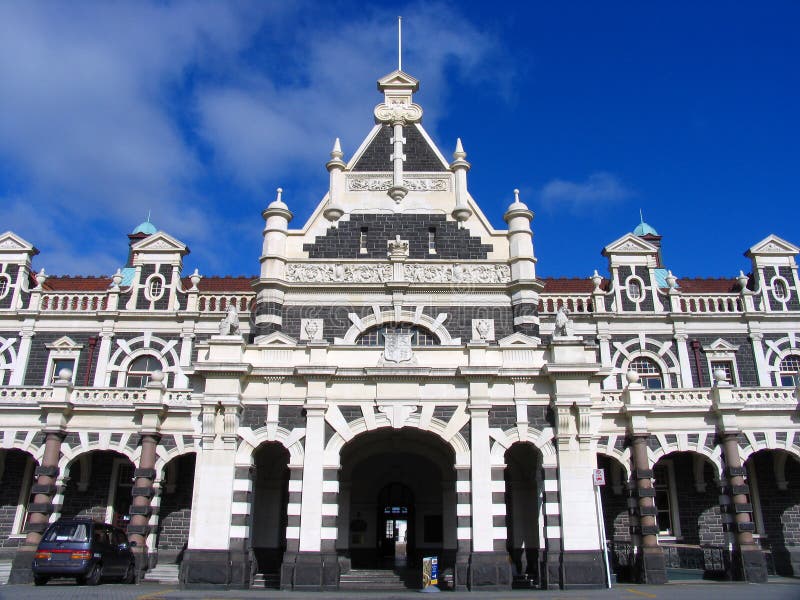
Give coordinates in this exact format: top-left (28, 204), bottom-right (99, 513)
top-left (380, 330), bottom-right (416, 365)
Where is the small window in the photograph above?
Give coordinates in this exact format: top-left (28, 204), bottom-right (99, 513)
top-left (146, 275), bottom-right (165, 301)
top-left (779, 354), bottom-right (800, 387)
top-left (0, 274), bottom-right (9, 299)
top-left (710, 360), bottom-right (735, 385)
top-left (125, 354), bottom-right (162, 388)
top-left (773, 279), bottom-right (789, 301)
top-left (428, 228), bottom-right (436, 254)
top-left (359, 228), bottom-right (368, 254)
top-left (627, 279), bottom-right (642, 301)
top-left (50, 359), bottom-right (76, 383)
top-left (630, 356), bottom-right (663, 389)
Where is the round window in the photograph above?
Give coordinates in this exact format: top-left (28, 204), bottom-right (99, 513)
top-left (146, 275), bottom-right (165, 301)
top-left (0, 274), bottom-right (9, 300)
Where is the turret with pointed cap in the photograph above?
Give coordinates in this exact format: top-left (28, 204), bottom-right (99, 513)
top-left (260, 187), bottom-right (292, 280)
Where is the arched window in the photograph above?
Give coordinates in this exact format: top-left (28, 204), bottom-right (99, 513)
top-left (125, 354), bottom-right (162, 387)
top-left (778, 354), bottom-right (800, 386)
top-left (146, 275), bottom-right (165, 301)
top-left (357, 324), bottom-right (438, 346)
top-left (630, 356), bottom-right (663, 389)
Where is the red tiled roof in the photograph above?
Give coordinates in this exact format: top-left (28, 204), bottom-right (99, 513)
top-left (43, 276), bottom-right (113, 291)
top-left (193, 276), bottom-right (255, 292)
top-left (675, 278), bottom-right (740, 293)
top-left (540, 277), bottom-right (609, 293)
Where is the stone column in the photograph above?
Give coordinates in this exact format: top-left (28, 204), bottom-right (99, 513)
top-left (8, 371), bottom-right (71, 583)
top-left (92, 329), bottom-right (114, 386)
top-left (622, 372), bottom-right (667, 584)
top-left (712, 372), bottom-right (768, 582)
top-left (129, 371), bottom-right (166, 577)
top-left (8, 330), bottom-right (34, 385)
top-left (466, 392), bottom-right (511, 590)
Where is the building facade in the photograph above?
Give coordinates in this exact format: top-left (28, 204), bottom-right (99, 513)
top-left (1, 68), bottom-right (799, 590)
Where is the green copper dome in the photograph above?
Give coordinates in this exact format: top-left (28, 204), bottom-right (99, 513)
top-left (633, 221), bottom-right (658, 236)
top-left (132, 220), bottom-right (157, 235)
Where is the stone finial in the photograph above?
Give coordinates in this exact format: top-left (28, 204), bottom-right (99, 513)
top-left (591, 269), bottom-right (603, 291)
top-left (326, 137), bottom-right (346, 172)
top-left (190, 268), bottom-right (202, 291)
top-left (57, 368), bottom-right (73, 382)
top-left (665, 270), bottom-right (677, 289)
top-left (737, 270), bottom-right (749, 292)
top-left (626, 369), bottom-right (640, 385)
top-left (150, 370), bottom-right (165, 384)
top-left (111, 268), bottom-right (123, 289)
top-left (35, 268), bottom-right (47, 290)
top-left (713, 368), bottom-right (729, 385)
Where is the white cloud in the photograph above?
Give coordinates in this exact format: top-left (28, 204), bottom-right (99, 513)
top-left (0, 1), bottom-right (510, 274)
top-left (539, 172), bottom-right (633, 212)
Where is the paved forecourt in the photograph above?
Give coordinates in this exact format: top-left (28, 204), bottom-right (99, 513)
top-left (1, 581), bottom-right (800, 600)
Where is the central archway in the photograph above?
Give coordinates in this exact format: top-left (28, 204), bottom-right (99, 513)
top-left (337, 428), bottom-right (457, 578)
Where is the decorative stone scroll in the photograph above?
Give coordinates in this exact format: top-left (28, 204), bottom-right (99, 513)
top-left (403, 263), bottom-right (511, 284)
top-left (347, 176), bottom-right (449, 192)
top-left (286, 263), bottom-right (392, 283)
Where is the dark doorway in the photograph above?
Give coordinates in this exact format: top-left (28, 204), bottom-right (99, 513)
top-left (377, 482), bottom-right (413, 568)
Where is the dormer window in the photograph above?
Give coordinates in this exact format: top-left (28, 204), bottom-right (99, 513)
top-left (359, 227), bottom-right (368, 254)
top-left (773, 279), bottom-right (789, 301)
top-left (428, 228), bottom-right (436, 254)
top-left (145, 274), bottom-right (165, 301)
top-left (0, 274), bottom-right (9, 299)
top-left (626, 278), bottom-right (643, 302)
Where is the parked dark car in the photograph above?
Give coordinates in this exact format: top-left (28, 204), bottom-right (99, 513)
top-left (31, 518), bottom-right (136, 586)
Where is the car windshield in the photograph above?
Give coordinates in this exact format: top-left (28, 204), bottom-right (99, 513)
top-left (43, 523), bottom-right (89, 543)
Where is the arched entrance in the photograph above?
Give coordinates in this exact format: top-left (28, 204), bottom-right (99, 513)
top-left (250, 442), bottom-right (290, 587)
top-left (503, 443), bottom-right (542, 587)
top-left (61, 451), bottom-right (136, 529)
top-left (338, 428), bottom-right (456, 581)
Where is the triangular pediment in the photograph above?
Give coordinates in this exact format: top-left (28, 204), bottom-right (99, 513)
top-left (45, 336), bottom-right (83, 351)
top-left (254, 331), bottom-right (297, 347)
top-left (131, 231), bottom-right (188, 254)
top-left (498, 332), bottom-right (542, 347)
top-left (745, 234), bottom-right (799, 257)
top-left (0, 231), bottom-right (37, 254)
top-left (703, 338), bottom-right (739, 353)
top-left (377, 70), bottom-right (419, 91)
top-left (602, 233), bottom-right (659, 256)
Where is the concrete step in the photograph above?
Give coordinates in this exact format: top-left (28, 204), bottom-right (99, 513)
top-left (143, 563), bottom-right (180, 584)
top-left (339, 569), bottom-right (411, 590)
top-left (252, 572), bottom-right (280, 589)
top-left (0, 559), bottom-right (12, 585)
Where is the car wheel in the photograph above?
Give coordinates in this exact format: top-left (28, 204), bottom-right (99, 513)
top-left (33, 575), bottom-right (49, 586)
top-left (86, 563), bottom-right (102, 586)
top-left (123, 561), bottom-right (136, 584)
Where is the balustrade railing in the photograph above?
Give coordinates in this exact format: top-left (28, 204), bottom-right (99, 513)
top-left (40, 293), bottom-right (108, 312)
top-left (197, 293), bottom-right (254, 313)
top-left (678, 294), bottom-right (743, 313)
top-left (538, 295), bottom-right (594, 314)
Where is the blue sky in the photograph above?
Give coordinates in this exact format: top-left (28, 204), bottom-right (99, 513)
top-left (1, 1), bottom-right (798, 279)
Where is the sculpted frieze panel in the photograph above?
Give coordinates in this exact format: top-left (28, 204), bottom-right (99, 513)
top-left (347, 176), bottom-right (449, 192)
top-left (285, 262), bottom-right (510, 284)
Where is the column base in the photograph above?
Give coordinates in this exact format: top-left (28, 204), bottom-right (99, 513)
top-left (280, 552), bottom-right (339, 590)
top-left (8, 548), bottom-right (36, 584)
top-left (732, 546), bottom-right (768, 583)
top-left (539, 550), bottom-right (561, 589)
top-left (453, 551), bottom-right (470, 590)
top-left (180, 549), bottom-right (252, 589)
top-left (561, 550), bottom-right (606, 589)
top-left (636, 545), bottom-right (667, 584)
top-left (467, 551), bottom-right (512, 590)
top-left (790, 547), bottom-right (800, 578)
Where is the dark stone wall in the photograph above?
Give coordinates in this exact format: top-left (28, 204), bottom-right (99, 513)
top-left (526, 405), bottom-right (553, 430)
top-left (241, 405), bottom-right (268, 429)
top-left (351, 124), bottom-right (447, 172)
top-left (688, 334), bottom-right (759, 388)
top-left (662, 453), bottom-right (724, 545)
top-left (23, 331), bottom-right (98, 386)
top-left (488, 406), bottom-right (516, 430)
top-left (0, 265), bottom-right (21, 310)
top-left (422, 305), bottom-right (514, 343)
top-left (748, 451), bottom-right (800, 575)
top-left (157, 454), bottom-right (195, 553)
top-left (597, 456), bottom-right (630, 543)
top-left (0, 450), bottom-right (33, 548)
top-left (278, 406), bottom-right (305, 431)
top-left (303, 213), bottom-right (492, 260)
top-left (61, 453), bottom-right (122, 522)
top-left (281, 305), bottom-right (372, 342)
top-left (617, 266), bottom-right (655, 312)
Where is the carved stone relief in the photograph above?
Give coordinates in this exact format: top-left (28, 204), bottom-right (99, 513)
top-left (300, 318), bottom-right (324, 340)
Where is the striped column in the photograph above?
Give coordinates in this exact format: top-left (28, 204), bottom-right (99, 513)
top-left (454, 466), bottom-right (471, 590)
top-left (229, 465), bottom-right (254, 544)
top-left (129, 433), bottom-right (159, 574)
top-left (540, 465), bottom-right (562, 589)
top-left (630, 435), bottom-right (666, 583)
top-left (320, 467), bottom-right (339, 554)
top-left (490, 466), bottom-right (508, 552)
top-left (284, 466), bottom-right (303, 554)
